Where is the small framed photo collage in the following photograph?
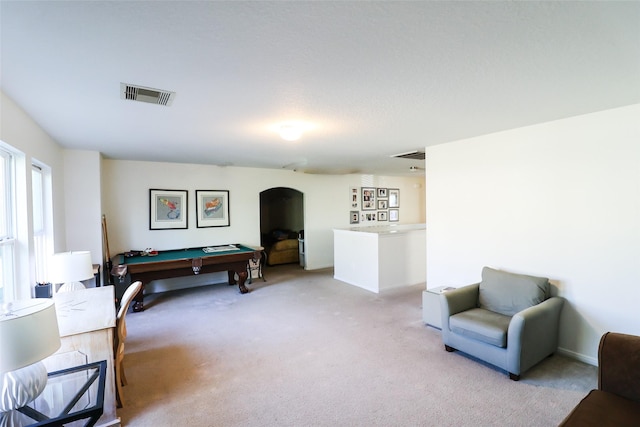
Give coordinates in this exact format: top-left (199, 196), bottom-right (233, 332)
top-left (349, 187), bottom-right (399, 224)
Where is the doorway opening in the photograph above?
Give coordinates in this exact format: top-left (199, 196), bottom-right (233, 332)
top-left (260, 187), bottom-right (304, 268)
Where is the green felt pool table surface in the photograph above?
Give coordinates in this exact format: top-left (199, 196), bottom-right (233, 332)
top-left (118, 244), bottom-right (256, 265)
top-left (113, 244), bottom-right (261, 311)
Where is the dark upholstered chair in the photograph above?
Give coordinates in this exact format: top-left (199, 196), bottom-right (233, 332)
top-left (440, 266), bottom-right (564, 380)
top-left (559, 332), bottom-right (640, 426)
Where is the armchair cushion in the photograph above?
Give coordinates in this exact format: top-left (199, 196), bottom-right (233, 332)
top-left (450, 308), bottom-right (511, 348)
top-left (479, 266), bottom-right (549, 316)
top-left (560, 390), bottom-right (640, 427)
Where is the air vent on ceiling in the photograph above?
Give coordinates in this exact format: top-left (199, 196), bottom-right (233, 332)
top-left (120, 83), bottom-right (175, 106)
top-left (391, 150), bottom-right (425, 160)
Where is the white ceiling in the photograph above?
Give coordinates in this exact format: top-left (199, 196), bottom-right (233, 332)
top-left (1, 1), bottom-right (639, 176)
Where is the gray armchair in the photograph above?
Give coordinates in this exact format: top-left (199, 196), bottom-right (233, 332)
top-left (440, 266), bottom-right (564, 380)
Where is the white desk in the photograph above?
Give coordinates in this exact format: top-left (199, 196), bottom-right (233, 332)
top-left (43, 286), bottom-right (119, 427)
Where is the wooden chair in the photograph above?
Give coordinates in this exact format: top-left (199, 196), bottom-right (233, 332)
top-left (114, 281), bottom-right (142, 408)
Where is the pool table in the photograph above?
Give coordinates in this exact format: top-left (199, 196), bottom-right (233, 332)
top-left (112, 244), bottom-right (261, 312)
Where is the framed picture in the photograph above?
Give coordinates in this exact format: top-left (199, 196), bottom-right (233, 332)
top-left (196, 190), bottom-right (230, 228)
top-left (389, 209), bottom-right (399, 222)
top-left (377, 199), bottom-right (388, 209)
top-left (388, 189), bottom-right (400, 208)
top-left (350, 211), bottom-right (359, 224)
top-left (149, 189), bottom-right (188, 230)
top-left (350, 187), bottom-right (360, 209)
top-left (377, 188), bottom-right (387, 198)
top-left (362, 187), bottom-right (376, 210)
top-left (377, 211), bottom-right (388, 221)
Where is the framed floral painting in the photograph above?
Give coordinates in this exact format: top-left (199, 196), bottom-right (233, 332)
top-left (196, 190), bottom-right (230, 228)
top-left (149, 189), bottom-right (188, 230)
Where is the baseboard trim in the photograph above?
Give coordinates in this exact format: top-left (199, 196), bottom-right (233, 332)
top-left (333, 275), bottom-right (378, 293)
top-left (557, 346), bottom-right (597, 366)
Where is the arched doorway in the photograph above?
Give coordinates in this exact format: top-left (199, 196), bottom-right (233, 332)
top-left (260, 187), bottom-right (304, 267)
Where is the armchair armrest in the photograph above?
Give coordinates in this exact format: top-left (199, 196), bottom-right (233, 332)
top-left (440, 284), bottom-right (479, 330)
top-left (507, 296), bottom-right (564, 373)
top-left (599, 332), bottom-right (640, 402)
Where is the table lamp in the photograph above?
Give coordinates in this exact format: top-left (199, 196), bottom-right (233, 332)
top-left (0, 299), bottom-right (61, 413)
top-left (49, 251), bottom-right (94, 292)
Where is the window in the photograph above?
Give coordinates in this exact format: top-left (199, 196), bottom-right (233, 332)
top-left (0, 148), bottom-right (16, 302)
top-left (32, 164), bottom-right (52, 284)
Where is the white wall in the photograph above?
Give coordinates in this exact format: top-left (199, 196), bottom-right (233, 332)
top-left (102, 159), bottom-right (425, 273)
top-left (425, 104), bottom-right (640, 363)
top-left (1, 92), bottom-right (67, 297)
top-left (1, 92), bottom-right (104, 291)
top-left (63, 150), bottom-right (103, 264)
top-left (0, 93), bottom-right (67, 250)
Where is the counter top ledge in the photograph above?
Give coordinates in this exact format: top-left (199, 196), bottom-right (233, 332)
top-left (334, 223), bottom-right (425, 235)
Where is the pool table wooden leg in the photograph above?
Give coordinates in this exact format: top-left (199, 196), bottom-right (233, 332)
top-left (237, 271), bottom-right (249, 294)
top-left (228, 270), bottom-right (250, 294)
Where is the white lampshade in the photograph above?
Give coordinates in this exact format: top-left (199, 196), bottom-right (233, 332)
top-left (0, 299), bottom-right (61, 373)
top-left (49, 251), bottom-right (94, 284)
top-left (1, 299), bottom-right (61, 412)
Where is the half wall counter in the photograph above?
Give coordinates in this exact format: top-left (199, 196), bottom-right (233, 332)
top-left (333, 224), bottom-right (426, 293)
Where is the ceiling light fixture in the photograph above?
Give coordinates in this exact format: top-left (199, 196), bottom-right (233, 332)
top-left (279, 124), bottom-right (303, 142)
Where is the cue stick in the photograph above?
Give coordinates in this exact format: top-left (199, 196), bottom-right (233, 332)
top-left (102, 215), bottom-right (114, 285)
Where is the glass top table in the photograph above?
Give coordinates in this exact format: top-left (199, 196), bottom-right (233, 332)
top-left (2, 360), bottom-right (107, 427)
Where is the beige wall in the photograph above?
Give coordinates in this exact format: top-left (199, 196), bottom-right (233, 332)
top-left (425, 104), bottom-right (640, 363)
top-left (1, 92), bottom-right (66, 297)
top-left (2, 92), bottom-right (104, 293)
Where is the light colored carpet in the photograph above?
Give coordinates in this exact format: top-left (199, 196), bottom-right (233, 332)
top-left (117, 264), bottom-right (596, 426)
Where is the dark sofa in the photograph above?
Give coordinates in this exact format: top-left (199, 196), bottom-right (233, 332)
top-left (559, 332), bottom-right (640, 426)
